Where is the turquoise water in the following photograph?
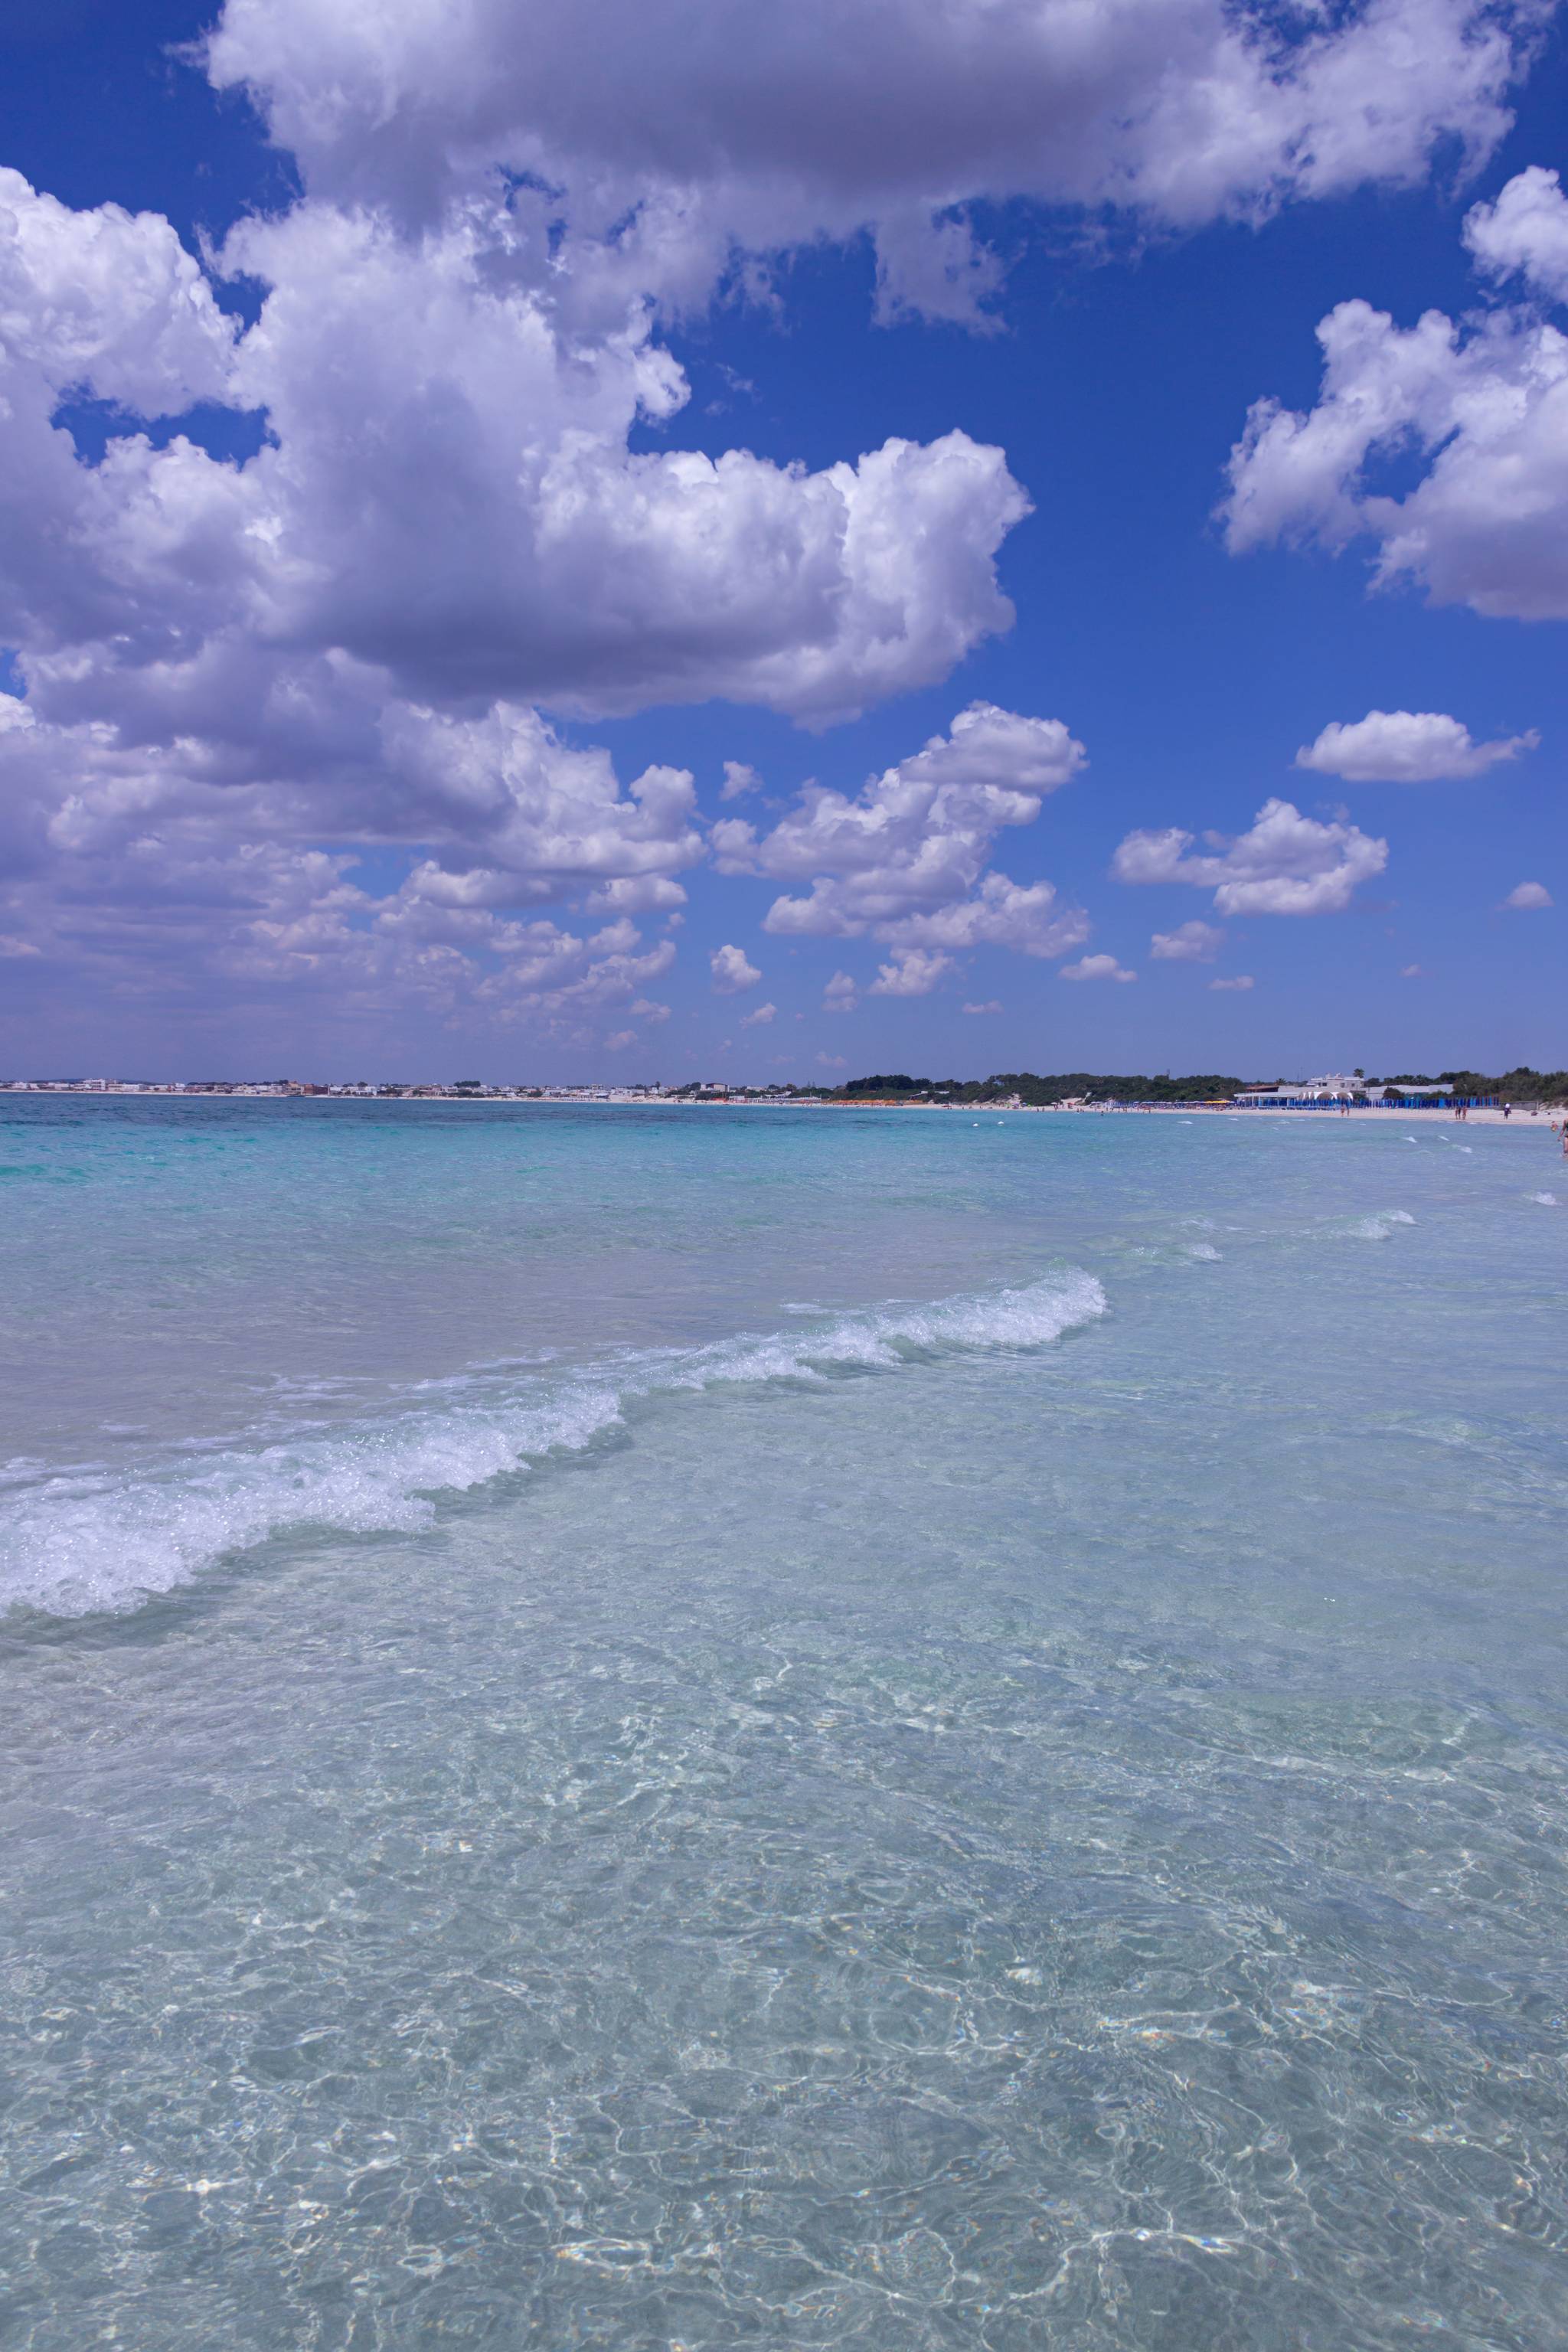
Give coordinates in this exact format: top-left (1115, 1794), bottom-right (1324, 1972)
top-left (2, 1099), bottom-right (1566, 2347)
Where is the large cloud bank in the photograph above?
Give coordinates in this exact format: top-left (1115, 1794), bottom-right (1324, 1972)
top-left (206, 0), bottom-right (1544, 268)
top-left (0, 0), bottom-right (1553, 1040)
top-left (0, 157), bottom-right (1023, 1034)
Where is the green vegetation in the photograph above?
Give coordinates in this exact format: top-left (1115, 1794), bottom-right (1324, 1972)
top-left (833, 1066), bottom-right (1566, 1106)
top-left (668, 1064), bottom-right (1566, 1108)
top-left (1438, 1067), bottom-right (1568, 1102)
top-left (1360, 1068), bottom-right (1568, 1101)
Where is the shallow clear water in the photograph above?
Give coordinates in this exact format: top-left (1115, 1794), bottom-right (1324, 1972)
top-left (2, 1100), bottom-right (1566, 2347)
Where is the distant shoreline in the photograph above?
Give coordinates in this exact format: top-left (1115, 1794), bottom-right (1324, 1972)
top-left (2, 1087), bottom-right (1559, 1130)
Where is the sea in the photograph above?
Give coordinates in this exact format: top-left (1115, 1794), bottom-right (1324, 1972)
top-left (2, 1096), bottom-right (1565, 2350)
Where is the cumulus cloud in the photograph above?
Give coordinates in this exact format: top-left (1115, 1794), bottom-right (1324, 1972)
top-left (204, 0), bottom-right (1540, 269)
top-left (717, 701), bottom-right (1088, 961)
top-left (0, 675), bottom-right (710, 1013)
top-left (873, 209), bottom-right (1007, 333)
top-left (822, 971), bottom-right (859, 1012)
top-left (740, 1000), bottom-right (776, 1025)
top-left (0, 683), bottom-right (701, 1037)
top-left (962, 999), bottom-right (1001, 1013)
top-left (583, 875), bottom-right (690, 915)
top-left (887, 701), bottom-right (1086, 795)
top-left (5, 0), bottom-right (1548, 1041)
top-left (1223, 171), bottom-right (1568, 623)
top-left (884, 874), bottom-right (1089, 958)
top-left (1295, 709), bottom-right (1537, 781)
top-left (1209, 973), bottom-right (1255, 990)
top-left (1465, 165), bottom-right (1568, 303)
top-left (1062, 952), bottom-right (1136, 982)
top-left (720, 760), bottom-right (762, 801)
top-left (0, 155), bottom-right (1030, 1039)
top-left (869, 947), bottom-right (952, 995)
top-left (1502, 880), bottom-right (1553, 907)
top-left (1112, 798), bottom-right (1387, 915)
top-left (710, 942), bottom-right (762, 992)
top-left (226, 196), bottom-right (1029, 724)
top-left (1150, 919), bottom-right (1225, 960)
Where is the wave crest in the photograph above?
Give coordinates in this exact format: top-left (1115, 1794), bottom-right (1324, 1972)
top-left (0, 1272), bottom-right (1106, 1620)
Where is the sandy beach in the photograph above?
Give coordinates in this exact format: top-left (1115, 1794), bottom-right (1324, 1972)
top-left (1114, 1102), bottom-right (1564, 1128)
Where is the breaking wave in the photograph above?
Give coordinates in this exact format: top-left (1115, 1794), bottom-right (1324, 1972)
top-left (0, 1271), bottom-right (1106, 1619)
top-left (1344, 1210), bottom-right (1417, 1242)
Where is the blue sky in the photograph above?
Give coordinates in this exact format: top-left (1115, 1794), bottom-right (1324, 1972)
top-left (0, 0), bottom-right (1563, 1080)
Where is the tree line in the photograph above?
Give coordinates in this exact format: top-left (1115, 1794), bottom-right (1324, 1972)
top-left (832, 1066), bottom-right (1568, 1105)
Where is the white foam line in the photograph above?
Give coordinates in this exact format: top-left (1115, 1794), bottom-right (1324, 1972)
top-left (0, 1271), bottom-right (1107, 1620)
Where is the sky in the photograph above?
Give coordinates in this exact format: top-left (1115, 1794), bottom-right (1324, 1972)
top-left (0, 0), bottom-right (1563, 1083)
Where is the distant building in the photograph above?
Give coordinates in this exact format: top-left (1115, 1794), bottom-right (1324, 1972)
top-left (1233, 1073), bottom-right (1481, 1108)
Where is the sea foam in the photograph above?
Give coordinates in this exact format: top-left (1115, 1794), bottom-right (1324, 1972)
top-left (1344, 1210), bottom-right (1416, 1242)
top-left (0, 1271), bottom-right (1106, 1619)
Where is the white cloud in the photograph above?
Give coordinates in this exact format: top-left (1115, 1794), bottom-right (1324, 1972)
top-left (868, 947), bottom-right (952, 996)
top-left (0, 676), bottom-right (713, 1021)
top-left (1223, 175), bottom-right (1568, 623)
top-left (1061, 952), bottom-right (1136, 982)
top-left (1465, 165), bottom-right (1568, 304)
top-left (1209, 973), bottom-right (1255, 991)
top-left (710, 942), bottom-right (762, 992)
top-left (884, 874), bottom-right (1089, 959)
top-left (376, 706), bottom-right (705, 886)
top-left (0, 812), bottom-right (681, 1039)
top-left (4, 0), bottom-right (1547, 1040)
top-left (605, 1029), bottom-right (637, 1049)
top-left (740, 1000), bottom-right (776, 1025)
top-left (583, 875), bottom-right (690, 914)
top-left (1400, 962), bottom-right (1425, 975)
top-left (0, 165), bottom-right (238, 416)
top-left (205, 0), bottom-right (1539, 273)
top-left (822, 971), bottom-right (859, 1012)
top-left (815, 1052), bottom-right (847, 1069)
top-left (962, 998), bottom-right (1001, 1014)
top-left (717, 701), bottom-right (1087, 960)
top-left (1150, 919), bottom-right (1224, 961)
top-left (216, 196), bottom-right (1029, 727)
top-left (1295, 708), bottom-right (1537, 782)
top-left (873, 209), bottom-right (1006, 333)
top-left (1502, 880), bottom-right (1553, 908)
top-left (888, 701), bottom-right (1086, 795)
top-left (1112, 798), bottom-right (1387, 915)
top-left (720, 760), bottom-right (761, 801)
top-left (0, 154), bottom-right (1037, 1037)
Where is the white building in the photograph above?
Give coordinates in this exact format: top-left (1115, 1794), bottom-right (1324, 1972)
top-left (1234, 1073), bottom-right (1454, 1107)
